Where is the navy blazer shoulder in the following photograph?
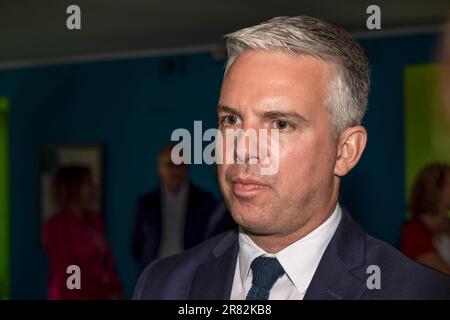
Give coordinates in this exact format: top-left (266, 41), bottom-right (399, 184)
top-left (133, 209), bottom-right (450, 300)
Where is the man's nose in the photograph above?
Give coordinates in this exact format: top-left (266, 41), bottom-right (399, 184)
top-left (234, 125), bottom-right (260, 164)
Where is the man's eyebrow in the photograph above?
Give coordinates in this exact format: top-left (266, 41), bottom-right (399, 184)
top-left (217, 105), bottom-right (310, 124)
top-left (262, 110), bottom-right (310, 124)
top-left (216, 104), bottom-right (242, 117)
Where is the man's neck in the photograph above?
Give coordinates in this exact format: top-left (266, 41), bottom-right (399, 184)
top-left (244, 201), bottom-right (339, 254)
top-left (164, 182), bottom-right (187, 196)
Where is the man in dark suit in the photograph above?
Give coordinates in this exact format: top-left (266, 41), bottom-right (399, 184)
top-left (132, 144), bottom-right (217, 267)
top-left (134, 16), bottom-right (450, 299)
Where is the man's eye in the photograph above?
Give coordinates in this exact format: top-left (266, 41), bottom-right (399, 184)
top-left (221, 115), bottom-right (240, 126)
top-left (272, 120), bottom-right (291, 130)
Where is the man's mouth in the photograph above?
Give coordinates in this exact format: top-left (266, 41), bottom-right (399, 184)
top-left (231, 177), bottom-right (268, 197)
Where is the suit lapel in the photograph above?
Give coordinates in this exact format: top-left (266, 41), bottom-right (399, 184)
top-left (304, 209), bottom-right (368, 300)
top-left (188, 208), bottom-right (369, 300)
top-left (189, 230), bottom-right (239, 299)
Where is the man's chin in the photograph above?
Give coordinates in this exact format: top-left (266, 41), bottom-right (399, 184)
top-left (227, 192), bottom-right (270, 209)
top-left (231, 212), bottom-right (275, 234)
top-left (239, 224), bottom-right (277, 237)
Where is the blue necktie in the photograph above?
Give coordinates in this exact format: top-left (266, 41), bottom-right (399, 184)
top-left (246, 256), bottom-right (285, 300)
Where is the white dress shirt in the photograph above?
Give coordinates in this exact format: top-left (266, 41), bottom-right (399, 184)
top-left (158, 183), bottom-right (189, 259)
top-left (230, 203), bottom-right (342, 300)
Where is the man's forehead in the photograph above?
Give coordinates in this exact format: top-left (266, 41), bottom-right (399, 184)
top-left (222, 51), bottom-right (329, 92)
top-left (219, 52), bottom-right (330, 117)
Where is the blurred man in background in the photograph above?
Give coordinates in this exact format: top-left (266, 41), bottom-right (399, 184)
top-left (132, 144), bottom-right (218, 268)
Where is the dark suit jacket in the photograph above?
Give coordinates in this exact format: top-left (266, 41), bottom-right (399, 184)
top-left (133, 208), bottom-right (450, 299)
top-left (132, 183), bottom-right (217, 266)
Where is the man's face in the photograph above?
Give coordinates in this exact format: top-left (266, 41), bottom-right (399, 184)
top-left (158, 150), bottom-right (188, 193)
top-left (217, 50), bottom-right (340, 236)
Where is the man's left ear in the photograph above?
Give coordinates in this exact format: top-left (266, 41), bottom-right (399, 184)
top-left (334, 125), bottom-right (367, 177)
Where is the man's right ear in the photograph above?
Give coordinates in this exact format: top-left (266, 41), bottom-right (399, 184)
top-left (334, 125), bottom-right (367, 177)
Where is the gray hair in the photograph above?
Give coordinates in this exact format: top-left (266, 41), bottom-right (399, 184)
top-left (224, 16), bottom-right (370, 136)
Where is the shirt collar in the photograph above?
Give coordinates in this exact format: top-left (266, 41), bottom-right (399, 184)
top-left (162, 182), bottom-right (189, 201)
top-left (237, 203), bottom-right (342, 294)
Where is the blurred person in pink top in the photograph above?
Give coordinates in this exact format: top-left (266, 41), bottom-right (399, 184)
top-left (43, 165), bottom-right (122, 299)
